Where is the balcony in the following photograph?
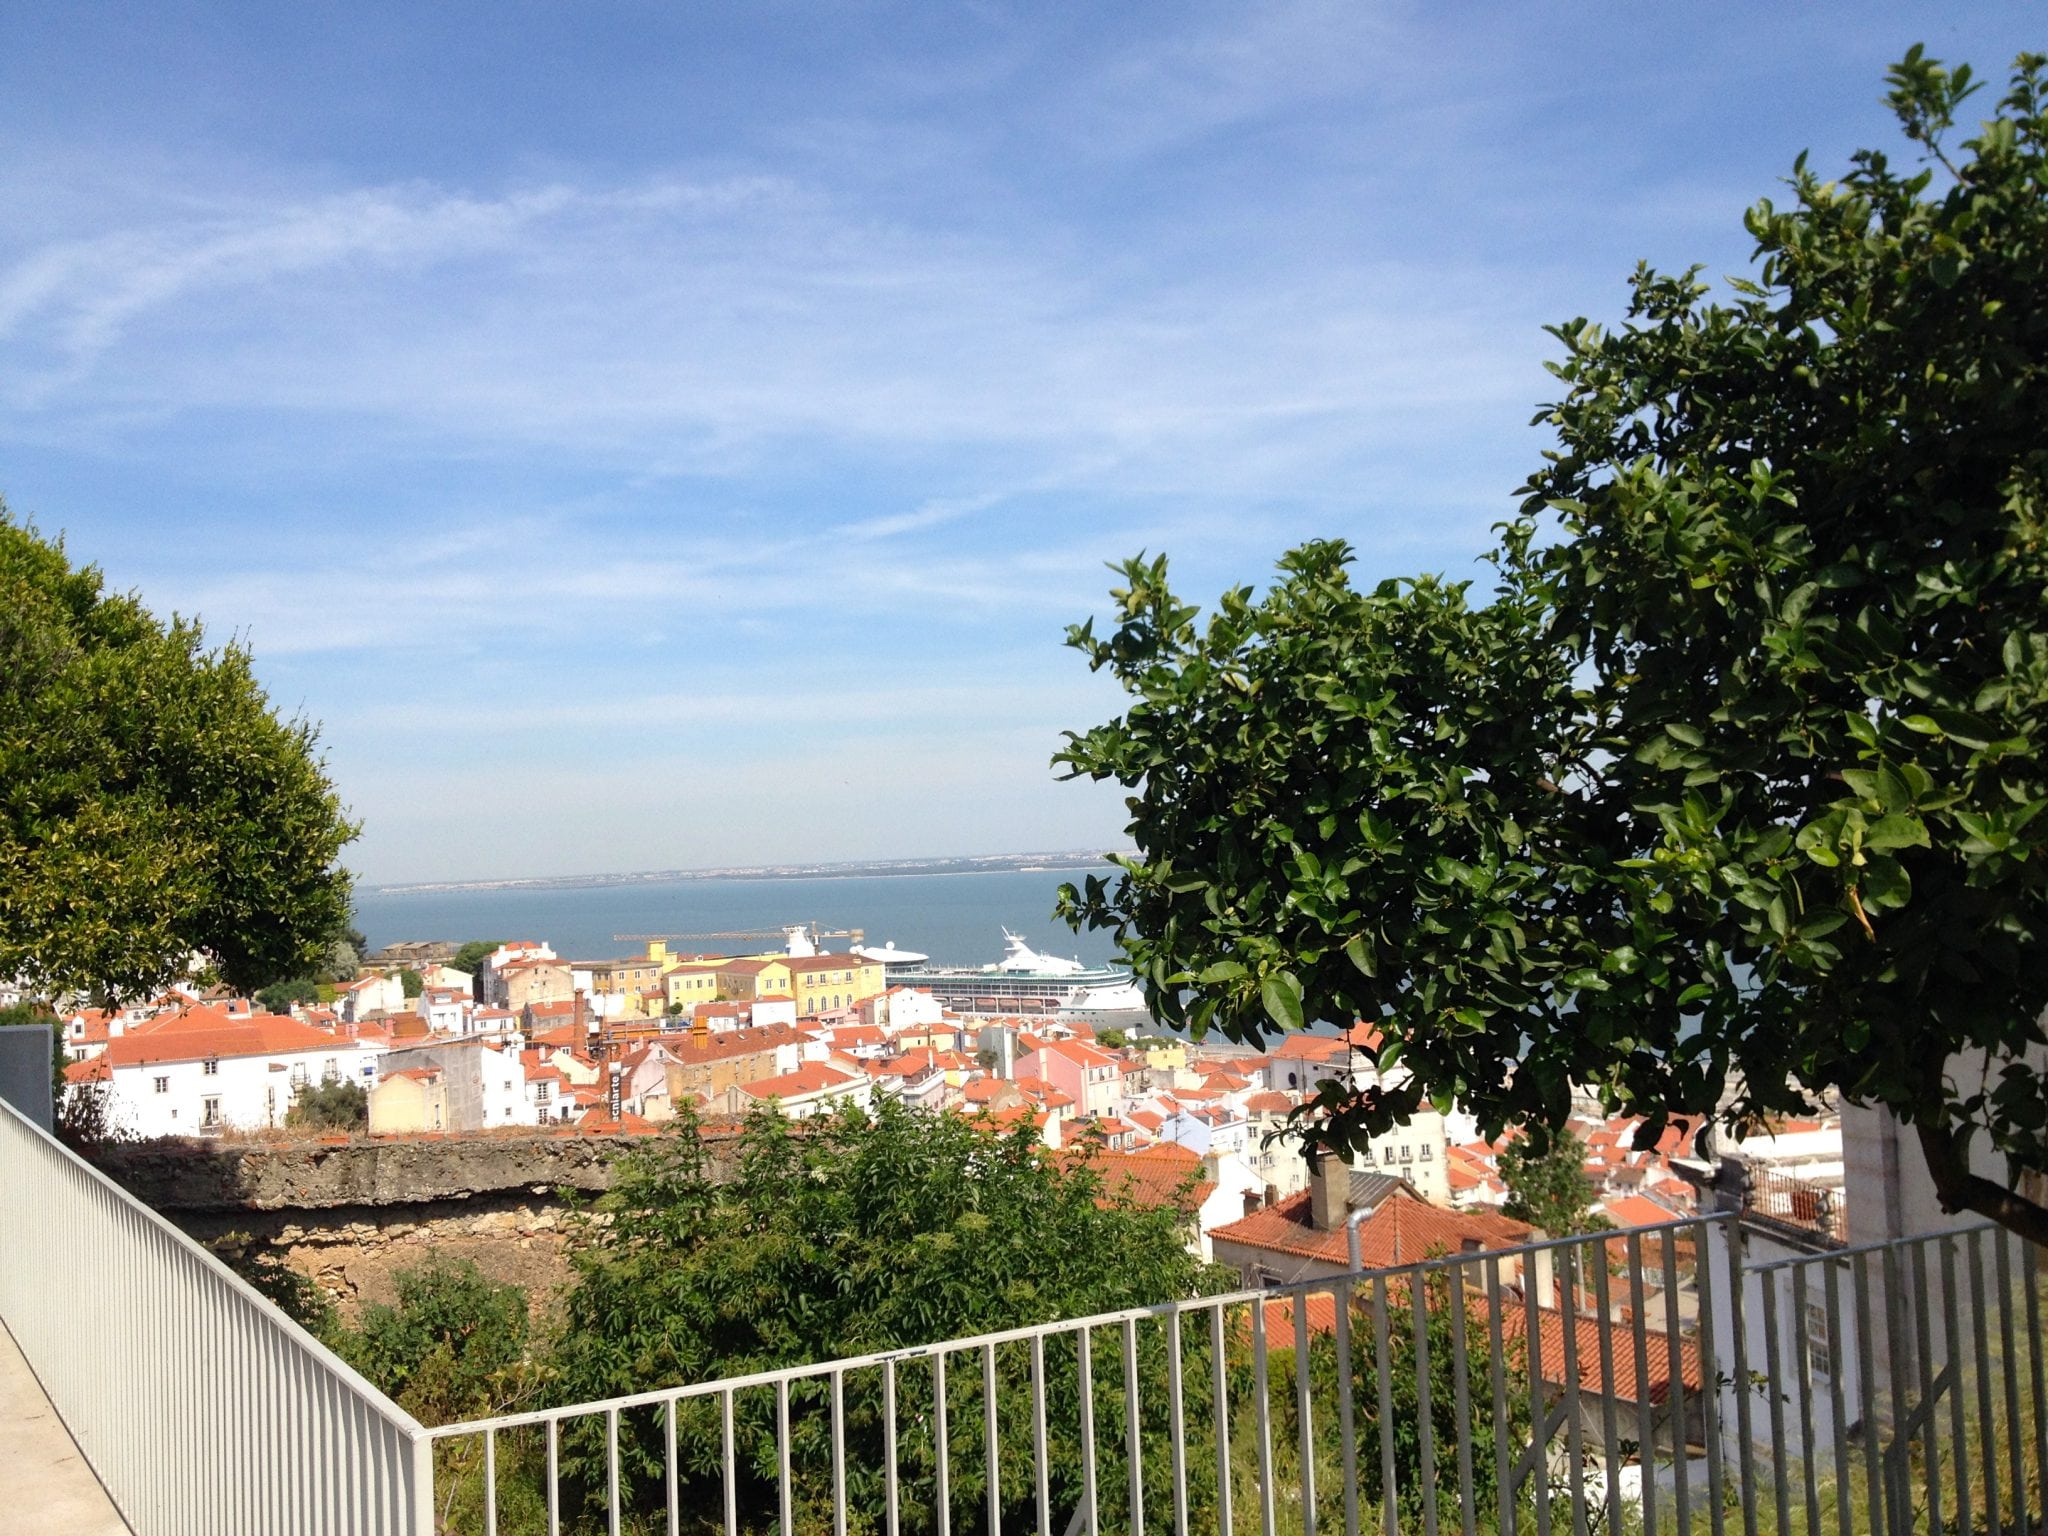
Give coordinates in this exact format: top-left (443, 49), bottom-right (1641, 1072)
top-left (3, 1094), bottom-right (2044, 1536)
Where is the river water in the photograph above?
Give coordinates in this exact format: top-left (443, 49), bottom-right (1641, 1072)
top-left (352, 867), bottom-right (1123, 970)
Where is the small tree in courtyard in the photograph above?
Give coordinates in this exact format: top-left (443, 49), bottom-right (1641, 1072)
top-left (1499, 1127), bottom-right (1604, 1236)
top-left (286, 1079), bottom-right (367, 1133)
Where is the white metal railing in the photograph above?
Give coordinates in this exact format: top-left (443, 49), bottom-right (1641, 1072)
top-left (5, 1082), bottom-right (2045, 1536)
top-left (0, 1095), bottom-right (431, 1535)
top-left (416, 1213), bottom-right (2048, 1536)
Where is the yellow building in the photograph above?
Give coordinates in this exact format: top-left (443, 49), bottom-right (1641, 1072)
top-left (663, 967), bottom-right (722, 1014)
top-left (368, 1066), bottom-right (447, 1134)
top-left (642, 942), bottom-right (884, 1020)
top-left (715, 957), bottom-right (795, 1003)
top-left (580, 955), bottom-right (664, 998)
top-left (1140, 1040), bottom-right (1188, 1072)
top-left (780, 954), bottom-right (884, 1018)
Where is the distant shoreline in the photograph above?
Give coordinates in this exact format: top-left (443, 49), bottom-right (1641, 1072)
top-left (361, 849), bottom-right (1131, 898)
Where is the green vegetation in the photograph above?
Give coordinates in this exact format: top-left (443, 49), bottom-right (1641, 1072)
top-left (398, 966), bottom-right (424, 999)
top-left (0, 505), bottom-right (357, 1000)
top-left (1498, 1127), bottom-right (1604, 1236)
top-left (451, 940), bottom-right (504, 977)
top-left (309, 1102), bottom-right (1540, 1534)
top-left (285, 1079), bottom-right (368, 1133)
top-left (1096, 1026), bottom-right (1129, 1050)
top-left (256, 977), bottom-right (321, 1015)
top-left (1056, 51), bottom-right (2048, 1244)
top-left (333, 1258), bottom-right (535, 1425)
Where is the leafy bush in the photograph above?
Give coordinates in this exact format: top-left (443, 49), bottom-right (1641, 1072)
top-left (285, 1079), bottom-right (367, 1132)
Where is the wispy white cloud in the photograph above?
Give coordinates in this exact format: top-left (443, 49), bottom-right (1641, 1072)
top-left (0, 150), bottom-right (1553, 510)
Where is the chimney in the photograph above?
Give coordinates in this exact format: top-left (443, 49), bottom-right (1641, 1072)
top-left (607, 1061), bottom-right (623, 1122)
top-left (1243, 1190), bottom-right (1262, 1218)
top-left (1308, 1147), bottom-right (1347, 1232)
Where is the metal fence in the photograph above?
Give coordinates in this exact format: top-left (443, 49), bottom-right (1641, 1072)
top-left (0, 1094), bottom-right (430, 1535)
top-left (418, 1216), bottom-right (2048, 1536)
top-left (4, 1082), bottom-right (2045, 1536)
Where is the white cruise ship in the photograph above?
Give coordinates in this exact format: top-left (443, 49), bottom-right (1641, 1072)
top-left (887, 930), bottom-right (1152, 1027)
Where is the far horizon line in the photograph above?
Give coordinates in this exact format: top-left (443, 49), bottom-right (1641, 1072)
top-left (357, 847), bottom-right (1137, 898)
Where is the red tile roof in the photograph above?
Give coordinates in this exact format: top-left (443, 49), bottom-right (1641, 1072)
top-left (739, 1063), bottom-right (860, 1099)
top-left (102, 1009), bottom-right (352, 1068)
top-left (1272, 1033), bottom-right (1351, 1062)
top-left (1504, 1308), bottom-right (1703, 1403)
top-left (1059, 1142), bottom-right (1215, 1216)
top-left (1031, 1037), bottom-right (1119, 1069)
top-left (1211, 1188), bottom-right (1531, 1268)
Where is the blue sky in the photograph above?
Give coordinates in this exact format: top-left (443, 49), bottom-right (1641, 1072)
top-left (3, 3), bottom-right (2037, 885)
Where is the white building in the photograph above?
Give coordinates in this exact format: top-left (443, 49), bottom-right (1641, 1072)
top-left (336, 972), bottom-right (406, 1024)
top-left (415, 986), bottom-right (475, 1036)
top-left (477, 941), bottom-right (558, 1007)
top-left (729, 1062), bottom-right (871, 1119)
top-left (370, 1038), bottom-right (536, 1133)
top-left (1348, 1101), bottom-right (1451, 1203)
top-left (71, 1007), bottom-right (376, 1136)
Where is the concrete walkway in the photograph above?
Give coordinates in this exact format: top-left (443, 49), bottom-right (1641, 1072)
top-left (0, 1321), bottom-right (131, 1535)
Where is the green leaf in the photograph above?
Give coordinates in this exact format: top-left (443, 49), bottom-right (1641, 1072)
top-left (1860, 857), bottom-right (1912, 912)
top-left (1260, 971), bottom-right (1305, 1031)
top-left (1864, 814), bottom-right (1930, 850)
top-left (1196, 960), bottom-right (1247, 984)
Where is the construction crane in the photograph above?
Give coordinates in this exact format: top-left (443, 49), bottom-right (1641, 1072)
top-left (610, 924), bottom-right (866, 949)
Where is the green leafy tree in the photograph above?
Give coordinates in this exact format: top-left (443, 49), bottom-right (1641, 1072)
top-left (1096, 1027), bottom-right (1129, 1050)
top-left (332, 1258), bottom-right (534, 1426)
top-left (1498, 1128), bottom-right (1603, 1237)
top-left (1056, 52), bottom-right (2048, 1244)
top-left (256, 977), bottom-right (321, 1015)
top-left (0, 507), bottom-right (357, 1000)
top-left (285, 1079), bottom-right (367, 1133)
top-left (548, 1101), bottom-right (1227, 1530)
top-left (397, 967), bottom-right (424, 1000)
top-left (450, 940), bottom-right (502, 976)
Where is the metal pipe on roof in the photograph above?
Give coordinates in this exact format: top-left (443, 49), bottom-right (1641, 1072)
top-left (1346, 1203), bottom-right (1378, 1272)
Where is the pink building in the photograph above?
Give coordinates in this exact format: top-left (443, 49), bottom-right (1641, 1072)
top-left (1018, 1037), bottom-right (1123, 1120)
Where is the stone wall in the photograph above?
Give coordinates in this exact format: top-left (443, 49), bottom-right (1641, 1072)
top-left (87, 1125), bottom-right (745, 1319)
top-left (89, 1127), bottom-right (665, 1210)
top-left (185, 1193), bottom-right (587, 1319)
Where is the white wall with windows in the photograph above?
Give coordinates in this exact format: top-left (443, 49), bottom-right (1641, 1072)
top-left (107, 1042), bottom-right (373, 1136)
top-left (1347, 1102), bottom-right (1450, 1203)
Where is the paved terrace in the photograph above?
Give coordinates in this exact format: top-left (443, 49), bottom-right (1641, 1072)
top-left (1, 1320), bottom-right (131, 1535)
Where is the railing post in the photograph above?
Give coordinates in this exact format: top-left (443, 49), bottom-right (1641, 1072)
top-left (1726, 1217), bottom-right (1759, 1536)
top-left (411, 1427), bottom-right (437, 1536)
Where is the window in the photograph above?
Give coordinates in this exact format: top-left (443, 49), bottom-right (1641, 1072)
top-left (1420, 1143), bottom-right (1433, 1160)
top-left (1804, 1302), bottom-right (1832, 1383)
top-left (203, 1058), bottom-right (219, 1076)
top-left (1399, 1145), bottom-right (1413, 1162)
top-left (202, 1097), bottom-right (221, 1128)
top-left (321, 1058), bottom-right (339, 1084)
top-left (153, 1076), bottom-right (169, 1094)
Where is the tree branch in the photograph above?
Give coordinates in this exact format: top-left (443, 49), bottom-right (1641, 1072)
top-left (1914, 1121), bottom-right (2048, 1249)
